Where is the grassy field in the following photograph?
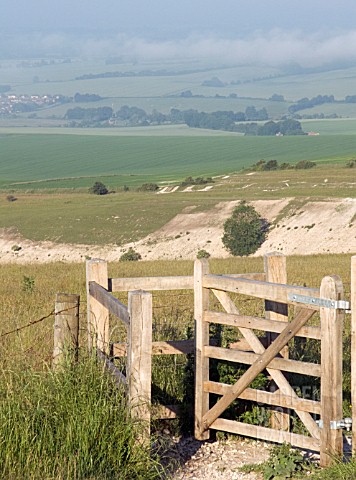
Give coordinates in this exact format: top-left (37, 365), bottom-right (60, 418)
top-left (0, 164), bottom-right (354, 245)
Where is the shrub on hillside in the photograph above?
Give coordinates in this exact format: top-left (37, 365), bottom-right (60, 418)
top-left (197, 249), bottom-right (211, 259)
top-left (119, 247), bottom-right (142, 262)
top-left (88, 181), bottom-right (108, 195)
top-left (295, 160), bottom-right (316, 169)
top-left (222, 201), bottom-right (268, 256)
top-left (137, 183), bottom-right (159, 192)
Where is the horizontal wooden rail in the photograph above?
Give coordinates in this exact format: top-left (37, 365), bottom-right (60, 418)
top-left (89, 281), bottom-right (130, 326)
top-left (205, 345), bottom-right (321, 377)
top-left (109, 273), bottom-right (265, 292)
top-left (205, 381), bottom-right (321, 414)
top-left (112, 339), bottom-right (194, 357)
top-left (203, 274), bottom-right (320, 308)
top-left (205, 311), bottom-right (321, 340)
top-left (111, 276), bottom-right (193, 292)
top-left (210, 418), bottom-right (320, 452)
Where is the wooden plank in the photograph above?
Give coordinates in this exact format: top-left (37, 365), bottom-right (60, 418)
top-left (151, 404), bottom-right (182, 419)
top-left (320, 276), bottom-right (344, 467)
top-left (205, 311), bottom-right (321, 340)
top-left (110, 273), bottom-right (265, 292)
top-left (194, 258), bottom-right (210, 440)
top-left (218, 273), bottom-right (266, 281)
top-left (111, 276), bottom-right (193, 291)
top-left (211, 289), bottom-right (320, 440)
top-left (205, 381), bottom-right (321, 414)
top-left (89, 281), bottom-right (130, 326)
top-left (204, 274), bottom-right (320, 308)
top-left (211, 418), bottom-right (320, 452)
top-left (204, 346), bottom-right (321, 377)
top-left (112, 339), bottom-right (195, 357)
top-left (96, 349), bottom-right (127, 388)
top-left (264, 253), bottom-right (290, 431)
top-left (352, 256), bottom-right (356, 457)
top-left (53, 293), bottom-right (80, 369)
top-left (202, 307), bottom-right (316, 430)
top-left (86, 259), bottom-right (109, 354)
top-left (128, 290), bottom-right (153, 436)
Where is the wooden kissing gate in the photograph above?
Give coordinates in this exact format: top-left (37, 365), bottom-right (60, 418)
top-left (85, 253), bottom-right (356, 468)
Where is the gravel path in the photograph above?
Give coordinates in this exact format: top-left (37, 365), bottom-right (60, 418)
top-left (162, 436), bottom-right (271, 480)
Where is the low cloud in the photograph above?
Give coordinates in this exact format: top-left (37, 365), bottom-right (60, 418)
top-left (2, 30), bottom-right (356, 68)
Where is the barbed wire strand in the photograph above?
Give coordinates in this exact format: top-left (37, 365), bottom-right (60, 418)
top-left (0, 307), bottom-right (75, 339)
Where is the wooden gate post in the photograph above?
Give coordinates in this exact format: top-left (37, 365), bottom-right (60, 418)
top-left (128, 290), bottom-right (152, 436)
top-left (53, 293), bottom-right (80, 369)
top-left (86, 259), bottom-right (109, 354)
top-left (264, 252), bottom-right (289, 432)
top-left (194, 258), bottom-right (210, 440)
top-left (351, 256), bottom-right (356, 456)
top-left (320, 275), bottom-right (344, 467)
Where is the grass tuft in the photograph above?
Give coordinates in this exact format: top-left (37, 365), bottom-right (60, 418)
top-left (0, 356), bottom-right (162, 480)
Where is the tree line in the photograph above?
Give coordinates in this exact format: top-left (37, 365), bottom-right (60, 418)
top-left (288, 94), bottom-right (356, 113)
top-left (65, 104), bottom-right (307, 135)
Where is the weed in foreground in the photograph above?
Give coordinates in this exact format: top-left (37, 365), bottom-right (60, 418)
top-left (240, 443), bottom-right (314, 479)
top-left (0, 356), bottom-right (162, 480)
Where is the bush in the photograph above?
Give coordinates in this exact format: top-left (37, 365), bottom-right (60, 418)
top-left (137, 183), bottom-right (159, 192)
top-left (197, 249), bottom-right (210, 259)
top-left (88, 181), bottom-right (108, 195)
top-left (22, 275), bottom-right (35, 293)
top-left (222, 201), bottom-right (268, 256)
top-left (346, 159), bottom-right (356, 168)
top-left (119, 247), bottom-right (142, 262)
top-left (295, 160), bottom-right (316, 169)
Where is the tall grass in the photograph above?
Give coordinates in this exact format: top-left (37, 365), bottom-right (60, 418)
top-left (0, 255), bottom-right (353, 477)
top-left (0, 356), bottom-right (162, 480)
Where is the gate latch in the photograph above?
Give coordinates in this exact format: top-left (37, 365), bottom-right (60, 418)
top-left (288, 294), bottom-right (350, 311)
top-left (316, 418), bottom-right (352, 431)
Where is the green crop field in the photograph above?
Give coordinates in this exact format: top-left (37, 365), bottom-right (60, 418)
top-left (301, 118), bottom-right (356, 135)
top-left (1, 134), bottom-right (356, 191)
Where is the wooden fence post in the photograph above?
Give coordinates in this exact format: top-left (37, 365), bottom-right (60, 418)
top-left (128, 290), bottom-right (152, 436)
top-left (351, 256), bottom-right (356, 457)
top-left (264, 252), bottom-right (290, 432)
top-left (86, 259), bottom-right (109, 354)
top-left (194, 258), bottom-right (210, 440)
top-left (320, 275), bottom-right (344, 467)
top-left (53, 293), bottom-right (80, 369)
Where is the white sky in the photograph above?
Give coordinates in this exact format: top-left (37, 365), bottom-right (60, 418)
top-left (2, 0), bottom-right (356, 65)
top-left (3, 0), bottom-right (356, 35)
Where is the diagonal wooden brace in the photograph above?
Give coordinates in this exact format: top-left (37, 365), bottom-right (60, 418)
top-left (211, 290), bottom-right (319, 439)
top-left (204, 290), bottom-right (317, 435)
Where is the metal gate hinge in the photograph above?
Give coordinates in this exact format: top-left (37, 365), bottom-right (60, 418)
top-left (316, 418), bottom-right (352, 431)
top-left (288, 294), bottom-right (350, 310)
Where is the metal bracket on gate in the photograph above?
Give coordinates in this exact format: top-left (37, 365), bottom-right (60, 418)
top-left (288, 293), bottom-right (350, 311)
top-left (316, 418), bottom-right (352, 431)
